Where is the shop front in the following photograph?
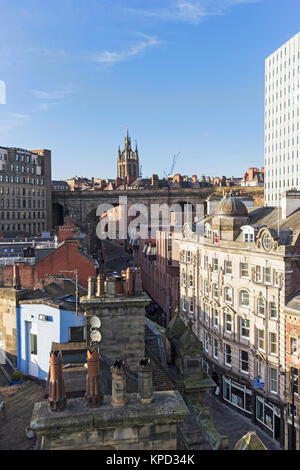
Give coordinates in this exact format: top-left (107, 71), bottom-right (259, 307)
top-left (255, 393), bottom-right (283, 444)
top-left (222, 376), bottom-right (253, 415)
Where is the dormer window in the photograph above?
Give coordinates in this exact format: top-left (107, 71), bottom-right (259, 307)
top-left (241, 226), bottom-right (255, 243)
top-left (205, 223), bottom-right (211, 238)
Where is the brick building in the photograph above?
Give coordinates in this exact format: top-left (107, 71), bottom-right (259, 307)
top-left (134, 230), bottom-right (180, 327)
top-left (284, 293), bottom-right (300, 449)
top-left (1, 238), bottom-right (97, 290)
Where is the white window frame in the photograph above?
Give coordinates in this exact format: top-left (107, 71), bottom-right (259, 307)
top-left (241, 318), bottom-right (250, 339)
top-left (258, 329), bottom-right (265, 352)
top-left (204, 331), bottom-right (209, 352)
top-left (256, 266), bottom-right (262, 283)
top-left (269, 332), bottom-right (277, 355)
top-left (257, 297), bottom-right (266, 317)
top-left (213, 338), bottom-right (218, 360)
top-left (269, 302), bottom-right (277, 319)
top-left (225, 313), bottom-right (232, 334)
top-left (264, 267), bottom-right (272, 285)
top-left (224, 344), bottom-right (232, 367)
top-left (240, 262), bottom-right (250, 279)
top-left (224, 260), bottom-right (232, 275)
top-left (269, 367), bottom-right (278, 394)
top-left (240, 290), bottom-right (250, 307)
top-left (224, 286), bottom-right (233, 304)
top-left (212, 283), bottom-right (218, 299)
top-left (291, 337), bottom-right (298, 357)
top-left (240, 350), bottom-right (249, 374)
top-left (213, 308), bottom-right (218, 329)
top-left (257, 362), bottom-right (265, 382)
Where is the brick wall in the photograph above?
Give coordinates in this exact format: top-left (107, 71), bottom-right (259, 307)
top-left (2, 239), bottom-right (96, 290)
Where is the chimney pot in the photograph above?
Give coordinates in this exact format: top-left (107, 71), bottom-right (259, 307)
top-left (138, 357), bottom-right (153, 404)
top-left (48, 351), bottom-right (67, 411)
top-left (111, 360), bottom-right (128, 407)
top-left (88, 276), bottom-right (96, 299)
top-left (85, 348), bottom-right (103, 407)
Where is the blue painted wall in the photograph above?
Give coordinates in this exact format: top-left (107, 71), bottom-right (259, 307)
top-left (17, 304), bottom-right (85, 380)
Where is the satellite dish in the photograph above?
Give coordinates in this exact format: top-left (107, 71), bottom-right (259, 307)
top-left (90, 316), bottom-right (101, 328)
top-left (90, 330), bottom-right (101, 343)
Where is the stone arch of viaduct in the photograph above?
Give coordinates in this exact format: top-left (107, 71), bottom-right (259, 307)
top-left (52, 188), bottom-right (217, 232)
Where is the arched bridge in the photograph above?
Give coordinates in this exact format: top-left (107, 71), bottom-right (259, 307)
top-left (52, 187), bottom-right (218, 230)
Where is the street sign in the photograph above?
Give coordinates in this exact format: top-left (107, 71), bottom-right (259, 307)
top-left (253, 378), bottom-right (264, 389)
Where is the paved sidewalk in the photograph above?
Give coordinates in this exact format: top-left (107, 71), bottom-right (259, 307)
top-left (206, 394), bottom-right (282, 450)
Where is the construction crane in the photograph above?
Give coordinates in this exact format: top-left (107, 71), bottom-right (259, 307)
top-left (170, 152), bottom-right (180, 176)
top-left (163, 152), bottom-right (181, 178)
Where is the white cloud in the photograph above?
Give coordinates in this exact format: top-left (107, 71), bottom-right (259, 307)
top-left (29, 85), bottom-right (77, 111)
top-left (89, 34), bottom-right (161, 67)
top-left (124, 0), bottom-right (263, 24)
top-left (0, 113), bottom-right (30, 131)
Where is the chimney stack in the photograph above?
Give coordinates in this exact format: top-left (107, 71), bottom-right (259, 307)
top-left (85, 349), bottom-right (103, 408)
top-left (134, 268), bottom-right (143, 296)
top-left (96, 274), bottom-right (105, 296)
top-left (106, 277), bottom-right (117, 296)
top-left (111, 360), bottom-right (128, 407)
top-left (48, 351), bottom-right (67, 411)
top-left (125, 268), bottom-right (133, 296)
top-left (13, 264), bottom-right (21, 290)
top-left (87, 276), bottom-right (96, 299)
top-left (138, 357), bottom-right (153, 404)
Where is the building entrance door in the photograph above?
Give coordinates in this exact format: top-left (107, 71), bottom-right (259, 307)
top-left (26, 321), bottom-right (38, 377)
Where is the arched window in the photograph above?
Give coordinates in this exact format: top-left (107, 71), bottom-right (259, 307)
top-left (240, 290), bottom-right (250, 306)
top-left (224, 286), bottom-right (233, 304)
top-left (257, 297), bottom-right (266, 316)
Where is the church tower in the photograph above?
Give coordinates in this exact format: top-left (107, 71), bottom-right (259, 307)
top-left (117, 130), bottom-right (139, 183)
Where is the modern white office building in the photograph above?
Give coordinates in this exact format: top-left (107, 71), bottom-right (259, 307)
top-left (264, 31), bottom-right (300, 206)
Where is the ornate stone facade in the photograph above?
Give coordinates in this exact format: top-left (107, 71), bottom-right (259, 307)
top-left (178, 194), bottom-right (300, 448)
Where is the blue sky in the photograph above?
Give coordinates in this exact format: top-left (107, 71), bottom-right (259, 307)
top-left (0, 0), bottom-right (299, 180)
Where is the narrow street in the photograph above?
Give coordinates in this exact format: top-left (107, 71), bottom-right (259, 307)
top-left (206, 394), bottom-right (282, 450)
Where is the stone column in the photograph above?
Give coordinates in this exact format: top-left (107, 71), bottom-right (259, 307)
top-left (138, 358), bottom-right (153, 404)
top-left (48, 351), bottom-right (67, 412)
top-left (111, 360), bottom-right (128, 407)
top-left (85, 349), bottom-right (103, 408)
